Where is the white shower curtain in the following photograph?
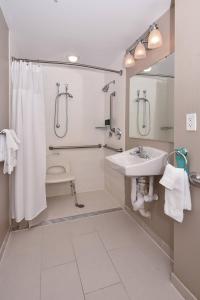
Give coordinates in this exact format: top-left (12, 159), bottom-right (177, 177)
top-left (11, 61), bottom-right (47, 222)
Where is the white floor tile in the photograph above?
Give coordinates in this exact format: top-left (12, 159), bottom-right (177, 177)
top-left (0, 210), bottom-right (184, 300)
top-left (73, 232), bottom-right (120, 293)
top-left (42, 222), bottom-right (75, 268)
top-left (85, 283), bottom-right (130, 300)
top-left (109, 246), bottom-right (183, 300)
top-left (41, 262), bottom-right (84, 300)
top-left (0, 228), bottom-right (42, 300)
top-left (115, 275), bottom-right (184, 300)
top-left (93, 210), bottom-right (143, 250)
top-left (67, 217), bottom-right (95, 237)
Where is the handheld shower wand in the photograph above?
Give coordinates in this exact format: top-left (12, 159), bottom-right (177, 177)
top-left (54, 83), bottom-right (74, 138)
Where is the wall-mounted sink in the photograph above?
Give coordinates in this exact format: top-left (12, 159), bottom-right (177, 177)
top-left (106, 146), bottom-right (167, 176)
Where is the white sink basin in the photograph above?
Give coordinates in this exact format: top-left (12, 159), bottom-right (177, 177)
top-left (106, 147), bottom-right (167, 176)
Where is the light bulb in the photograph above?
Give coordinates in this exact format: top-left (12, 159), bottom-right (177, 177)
top-left (134, 41), bottom-right (146, 60)
top-left (148, 26), bottom-right (163, 49)
top-left (68, 55), bottom-right (78, 63)
top-left (124, 52), bottom-right (135, 68)
top-left (143, 67), bottom-right (152, 72)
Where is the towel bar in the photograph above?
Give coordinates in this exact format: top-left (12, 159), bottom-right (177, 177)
top-left (166, 150), bottom-right (188, 166)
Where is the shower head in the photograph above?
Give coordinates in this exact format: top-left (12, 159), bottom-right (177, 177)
top-left (102, 80), bottom-right (115, 93)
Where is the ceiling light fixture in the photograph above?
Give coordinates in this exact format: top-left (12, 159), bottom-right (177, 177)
top-left (68, 55), bottom-right (79, 63)
top-left (124, 52), bottom-right (135, 68)
top-left (134, 41), bottom-right (146, 60)
top-left (123, 23), bottom-right (163, 69)
top-left (148, 24), bottom-right (163, 49)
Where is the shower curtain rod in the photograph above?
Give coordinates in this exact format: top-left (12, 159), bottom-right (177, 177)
top-left (11, 57), bottom-right (123, 75)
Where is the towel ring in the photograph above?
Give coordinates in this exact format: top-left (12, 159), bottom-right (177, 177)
top-left (166, 150), bottom-right (188, 166)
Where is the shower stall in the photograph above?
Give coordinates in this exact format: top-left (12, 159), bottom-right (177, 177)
top-left (27, 64), bottom-right (124, 226)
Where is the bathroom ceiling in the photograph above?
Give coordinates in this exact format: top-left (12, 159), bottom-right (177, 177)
top-left (0, 0), bottom-right (171, 67)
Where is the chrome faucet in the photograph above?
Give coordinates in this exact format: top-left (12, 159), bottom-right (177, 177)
top-left (130, 146), bottom-right (150, 159)
top-left (136, 146), bottom-right (143, 154)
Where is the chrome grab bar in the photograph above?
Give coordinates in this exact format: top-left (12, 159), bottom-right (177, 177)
top-left (49, 144), bottom-right (123, 152)
top-left (103, 144), bottom-right (123, 152)
top-left (49, 144), bottom-right (102, 150)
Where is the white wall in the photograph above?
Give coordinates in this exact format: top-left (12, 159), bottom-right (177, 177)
top-left (103, 54), bottom-right (126, 205)
top-left (43, 66), bottom-right (106, 196)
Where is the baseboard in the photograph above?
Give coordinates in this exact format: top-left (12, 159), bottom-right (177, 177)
top-left (0, 229), bottom-right (10, 262)
top-left (125, 205), bottom-right (172, 259)
top-left (171, 273), bottom-right (198, 300)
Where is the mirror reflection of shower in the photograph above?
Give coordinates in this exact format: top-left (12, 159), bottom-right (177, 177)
top-left (54, 82), bottom-right (74, 138)
top-left (136, 89), bottom-right (151, 136)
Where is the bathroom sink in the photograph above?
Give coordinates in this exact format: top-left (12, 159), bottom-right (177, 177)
top-left (106, 147), bottom-right (167, 176)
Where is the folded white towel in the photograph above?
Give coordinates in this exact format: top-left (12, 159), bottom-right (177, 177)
top-left (159, 163), bottom-right (191, 222)
top-left (1, 129), bottom-right (20, 174)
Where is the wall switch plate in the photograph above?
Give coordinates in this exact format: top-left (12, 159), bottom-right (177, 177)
top-left (186, 113), bottom-right (197, 131)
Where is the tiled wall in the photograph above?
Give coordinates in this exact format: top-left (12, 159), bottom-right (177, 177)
top-left (43, 66), bottom-right (106, 196)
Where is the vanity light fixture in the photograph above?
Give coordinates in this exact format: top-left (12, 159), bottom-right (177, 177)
top-left (124, 23), bottom-right (163, 68)
top-left (124, 52), bottom-right (135, 68)
top-left (134, 41), bottom-right (146, 60)
top-left (68, 55), bottom-right (79, 63)
top-left (148, 24), bottom-right (163, 49)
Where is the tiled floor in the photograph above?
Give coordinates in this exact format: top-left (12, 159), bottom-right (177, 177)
top-left (30, 190), bottom-right (121, 226)
top-left (0, 210), bottom-right (184, 300)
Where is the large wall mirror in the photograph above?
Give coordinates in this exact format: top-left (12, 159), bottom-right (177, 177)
top-left (129, 53), bottom-right (174, 142)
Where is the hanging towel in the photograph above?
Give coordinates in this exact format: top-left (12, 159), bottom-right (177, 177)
top-left (0, 134), bottom-right (6, 162)
top-left (159, 163), bottom-right (191, 222)
top-left (1, 129), bottom-right (20, 174)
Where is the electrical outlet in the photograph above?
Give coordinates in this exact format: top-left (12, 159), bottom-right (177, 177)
top-left (186, 113), bottom-right (197, 131)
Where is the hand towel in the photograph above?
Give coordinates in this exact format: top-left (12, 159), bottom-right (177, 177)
top-left (0, 134), bottom-right (6, 162)
top-left (1, 129), bottom-right (20, 174)
top-left (159, 163), bottom-right (191, 222)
